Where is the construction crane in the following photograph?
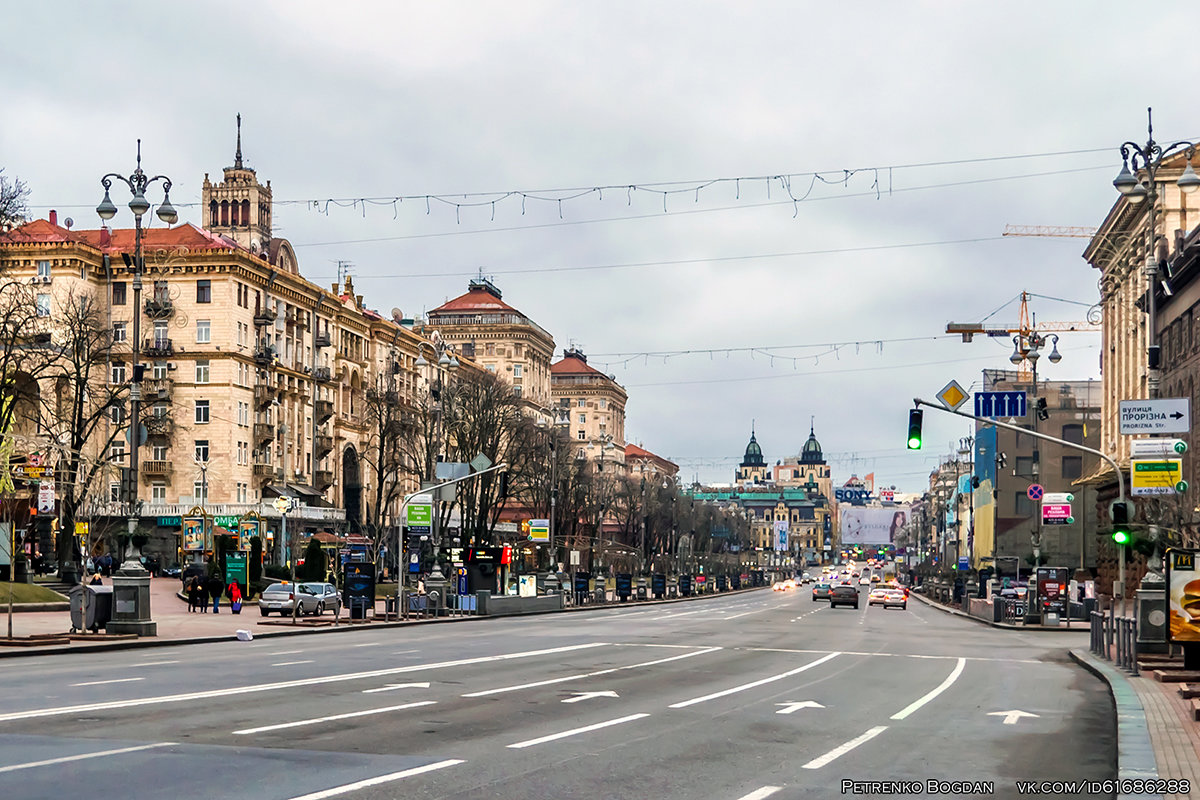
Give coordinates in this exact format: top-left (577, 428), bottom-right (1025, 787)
top-left (946, 291), bottom-right (1099, 381)
top-left (1002, 224), bottom-right (1098, 239)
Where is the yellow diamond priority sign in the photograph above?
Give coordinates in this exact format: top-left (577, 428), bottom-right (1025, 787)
top-left (936, 380), bottom-right (969, 411)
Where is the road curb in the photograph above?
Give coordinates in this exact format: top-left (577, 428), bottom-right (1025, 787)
top-left (910, 590), bottom-right (1089, 632)
top-left (0, 585), bottom-right (770, 659)
top-left (1069, 649), bottom-right (1163, 800)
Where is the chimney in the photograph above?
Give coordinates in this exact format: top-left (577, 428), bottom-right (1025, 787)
top-left (99, 227), bottom-right (111, 246)
top-left (356, 295), bottom-right (364, 308)
top-left (49, 210), bottom-right (57, 226)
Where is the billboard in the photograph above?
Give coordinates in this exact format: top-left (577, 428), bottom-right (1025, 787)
top-left (773, 520), bottom-right (788, 552)
top-left (1167, 549), bottom-right (1200, 642)
top-left (840, 506), bottom-right (909, 545)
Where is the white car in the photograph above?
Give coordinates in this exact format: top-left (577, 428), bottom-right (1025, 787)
top-left (859, 576), bottom-right (871, 586)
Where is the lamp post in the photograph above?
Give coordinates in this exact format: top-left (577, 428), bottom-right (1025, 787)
top-left (586, 434), bottom-right (616, 574)
top-left (413, 337), bottom-right (458, 587)
top-left (96, 141), bottom-right (176, 575)
top-left (536, 408), bottom-right (570, 574)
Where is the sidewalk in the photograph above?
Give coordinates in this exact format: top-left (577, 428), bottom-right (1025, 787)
top-left (909, 588), bottom-right (1089, 632)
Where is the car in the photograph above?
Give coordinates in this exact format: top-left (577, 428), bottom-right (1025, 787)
top-left (859, 576), bottom-right (871, 586)
top-left (259, 581), bottom-right (342, 616)
top-left (829, 584), bottom-right (859, 609)
top-left (783, 578), bottom-right (797, 590)
top-left (812, 582), bottom-right (833, 601)
top-left (161, 563), bottom-right (182, 578)
top-left (881, 588), bottom-right (907, 610)
top-left (870, 574), bottom-right (881, 584)
top-left (867, 587), bottom-right (889, 606)
top-left (772, 581), bottom-right (786, 592)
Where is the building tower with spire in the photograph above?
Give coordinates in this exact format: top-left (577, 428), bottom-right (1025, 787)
top-left (736, 426), bottom-right (769, 485)
top-left (201, 113), bottom-right (274, 253)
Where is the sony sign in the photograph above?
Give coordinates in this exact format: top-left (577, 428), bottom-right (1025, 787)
top-left (835, 487), bottom-right (872, 505)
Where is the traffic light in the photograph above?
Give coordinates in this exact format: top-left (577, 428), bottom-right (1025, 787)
top-left (1035, 397), bottom-right (1049, 421)
top-left (497, 470), bottom-right (509, 499)
top-left (906, 409), bottom-right (923, 450)
top-left (1111, 500), bottom-right (1132, 545)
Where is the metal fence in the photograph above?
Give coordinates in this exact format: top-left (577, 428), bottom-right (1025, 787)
top-left (1090, 610), bottom-right (1139, 675)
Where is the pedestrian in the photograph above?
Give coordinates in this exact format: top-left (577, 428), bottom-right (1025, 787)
top-left (230, 581), bottom-right (243, 615)
top-left (197, 577), bottom-right (210, 613)
top-left (207, 572), bottom-right (224, 614)
top-left (186, 576), bottom-right (198, 612)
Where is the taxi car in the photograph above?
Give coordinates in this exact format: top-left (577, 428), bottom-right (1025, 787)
top-left (867, 586), bottom-right (890, 606)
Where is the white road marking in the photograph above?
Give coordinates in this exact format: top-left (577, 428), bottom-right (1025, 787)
top-left (281, 758), bottom-right (465, 800)
top-left (562, 690), bottom-right (619, 703)
top-left (0, 641), bottom-right (610, 723)
top-left (724, 609), bottom-right (768, 620)
top-left (801, 725), bottom-right (889, 769)
top-left (776, 700), bottom-right (823, 714)
top-left (129, 660), bottom-right (180, 667)
top-left (647, 609), bottom-right (710, 621)
top-left (0, 742), bottom-right (175, 774)
top-left (272, 660), bottom-right (314, 667)
top-left (269, 649), bottom-right (304, 656)
top-left (351, 642), bottom-right (381, 648)
top-left (988, 709), bottom-right (1040, 725)
top-left (506, 713), bottom-right (651, 749)
top-left (735, 787), bottom-right (783, 800)
top-left (890, 657), bottom-right (966, 720)
top-left (362, 682), bottom-right (431, 694)
top-left (464, 646), bottom-right (722, 697)
top-left (669, 652), bottom-right (841, 709)
top-left (71, 678), bottom-right (144, 687)
top-left (740, 647), bottom-right (1038, 663)
top-left (233, 700), bottom-right (437, 735)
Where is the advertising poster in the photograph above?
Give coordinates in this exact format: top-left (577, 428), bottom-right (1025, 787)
top-left (773, 520), bottom-right (788, 552)
top-left (239, 519), bottom-right (260, 550)
top-left (840, 506), bottom-right (909, 545)
top-left (182, 517), bottom-right (205, 551)
top-left (1167, 549), bottom-right (1200, 642)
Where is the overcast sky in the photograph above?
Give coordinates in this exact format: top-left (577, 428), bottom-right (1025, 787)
top-left (5, 2), bottom-right (1197, 492)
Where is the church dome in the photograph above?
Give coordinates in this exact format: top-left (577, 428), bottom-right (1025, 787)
top-left (800, 424), bottom-right (824, 464)
top-left (741, 430), bottom-right (765, 467)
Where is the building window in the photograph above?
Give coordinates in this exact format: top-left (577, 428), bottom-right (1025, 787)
top-left (112, 282), bottom-right (127, 305)
top-left (152, 445), bottom-right (167, 461)
top-left (1062, 424), bottom-right (1084, 445)
top-left (109, 404), bottom-right (124, 425)
top-left (237, 482), bottom-right (248, 503)
top-left (109, 482), bottom-right (121, 503)
top-left (578, 399), bottom-right (586, 408)
top-left (513, 385), bottom-right (522, 398)
top-left (153, 320), bottom-right (169, 346)
top-left (1062, 456), bottom-right (1083, 481)
top-left (195, 440), bottom-right (209, 462)
top-left (151, 483), bottom-right (167, 503)
top-left (196, 279), bottom-right (211, 303)
top-left (197, 319), bottom-right (211, 344)
top-left (37, 260), bottom-right (51, 280)
top-left (1015, 493), bottom-right (1035, 517)
top-left (1015, 456), bottom-right (1035, 479)
top-left (110, 363), bottom-right (126, 384)
top-left (598, 399), bottom-right (607, 409)
top-left (578, 414), bottom-right (586, 424)
top-left (513, 364), bottom-right (523, 378)
top-left (109, 442), bottom-right (125, 462)
top-left (195, 360), bottom-right (210, 384)
top-left (578, 430), bottom-right (586, 440)
top-left (36, 294), bottom-right (50, 317)
top-left (238, 401), bottom-right (248, 426)
top-left (153, 361), bottom-right (168, 380)
top-left (195, 400), bottom-right (210, 424)
top-left (153, 403), bottom-right (167, 418)
top-left (194, 481), bottom-right (208, 505)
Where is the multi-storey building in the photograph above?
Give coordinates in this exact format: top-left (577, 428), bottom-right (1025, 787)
top-left (735, 430), bottom-right (769, 485)
top-left (550, 348), bottom-right (627, 468)
top-left (625, 443), bottom-right (678, 482)
top-left (0, 137), bottom-right (459, 566)
top-left (424, 277), bottom-right (554, 412)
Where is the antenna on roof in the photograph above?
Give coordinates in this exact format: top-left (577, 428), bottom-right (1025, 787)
top-left (235, 113), bottom-right (244, 169)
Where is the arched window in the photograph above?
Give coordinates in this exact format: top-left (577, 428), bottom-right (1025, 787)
top-left (220, 200), bottom-right (229, 227)
top-left (242, 200), bottom-right (251, 227)
top-left (208, 200), bottom-right (217, 227)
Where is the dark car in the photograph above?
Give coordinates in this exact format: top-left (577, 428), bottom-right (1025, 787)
top-left (812, 581), bottom-right (833, 601)
top-left (829, 584), bottom-right (859, 609)
top-left (180, 563), bottom-right (208, 587)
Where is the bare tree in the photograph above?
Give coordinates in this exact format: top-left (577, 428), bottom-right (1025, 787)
top-left (359, 374), bottom-right (408, 561)
top-left (0, 170), bottom-right (30, 228)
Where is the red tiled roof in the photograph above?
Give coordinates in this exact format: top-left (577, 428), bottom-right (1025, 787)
top-left (0, 218), bottom-right (242, 255)
top-left (626, 443), bottom-right (679, 471)
top-left (430, 285), bottom-right (519, 315)
top-left (551, 353), bottom-right (607, 377)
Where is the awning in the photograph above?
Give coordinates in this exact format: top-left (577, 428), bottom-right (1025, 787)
top-left (288, 483), bottom-right (324, 498)
top-left (263, 484), bottom-right (300, 499)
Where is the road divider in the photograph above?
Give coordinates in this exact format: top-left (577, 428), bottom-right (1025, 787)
top-left (464, 646), bottom-right (721, 697)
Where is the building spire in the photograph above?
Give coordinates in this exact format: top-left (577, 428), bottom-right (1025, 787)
top-left (234, 113), bottom-right (243, 169)
top-left (810, 416), bottom-right (815, 436)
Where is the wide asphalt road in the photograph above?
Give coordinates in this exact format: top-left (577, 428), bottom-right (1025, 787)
top-left (0, 584), bottom-right (1114, 799)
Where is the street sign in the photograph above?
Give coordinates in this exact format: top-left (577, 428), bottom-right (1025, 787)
top-left (406, 496), bottom-right (433, 534)
top-left (1132, 459), bottom-right (1184, 496)
top-left (974, 390), bottom-right (1027, 419)
top-left (1042, 503), bottom-right (1073, 525)
top-left (470, 452), bottom-right (493, 473)
top-left (37, 481), bottom-right (54, 514)
top-left (12, 464), bottom-right (53, 480)
top-left (528, 518), bottom-right (550, 542)
top-left (1130, 438), bottom-right (1189, 457)
top-left (936, 380), bottom-right (969, 411)
top-left (273, 496), bottom-right (292, 514)
top-left (1042, 492), bottom-right (1074, 504)
top-left (1026, 484), bottom-right (1044, 501)
top-left (957, 557), bottom-right (969, 571)
top-left (1120, 398), bottom-right (1191, 435)
top-left (74, 521), bottom-right (89, 537)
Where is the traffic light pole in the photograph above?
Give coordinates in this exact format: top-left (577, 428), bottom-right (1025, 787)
top-left (913, 398), bottom-right (1129, 612)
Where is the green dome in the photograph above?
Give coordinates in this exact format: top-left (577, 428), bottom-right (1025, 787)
top-left (800, 424), bottom-right (824, 464)
top-left (741, 431), bottom-right (765, 467)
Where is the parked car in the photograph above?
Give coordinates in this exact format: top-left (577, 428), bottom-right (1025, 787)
top-left (829, 584), bottom-right (860, 609)
top-left (259, 582), bottom-right (341, 616)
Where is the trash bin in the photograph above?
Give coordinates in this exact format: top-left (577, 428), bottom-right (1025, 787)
top-left (69, 585), bottom-right (113, 633)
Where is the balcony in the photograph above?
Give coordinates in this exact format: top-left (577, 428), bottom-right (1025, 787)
top-left (312, 366), bottom-right (332, 383)
top-left (315, 399), bottom-right (334, 423)
top-left (254, 346), bottom-right (276, 367)
top-left (141, 460), bottom-right (171, 477)
top-left (144, 338), bottom-right (173, 358)
top-left (314, 470), bottom-right (334, 491)
top-left (253, 422), bottom-right (274, 445)
top-left (147, 378), bottom-right (173, 402)
top-left (144, 415), bottom-right (174, 437)
top-left (254, 384), bottom-right (276, 410)
top-left (143, 297), bottom-right (174, 319)
top-left (253, 307), bottom-right (277, 326)
top-left (314, 331), bottom-right (332, 348)
top-left (252, 463), bottom-right (275, 479)
top-left (315, 434), bottom-right (334, 459)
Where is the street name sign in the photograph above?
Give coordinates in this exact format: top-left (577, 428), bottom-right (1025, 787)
top-left (936, 380), bottom-right (969, 411)
top-left (529, 518), bottom-right (550, 542)
top-left (406, 496), bottom-right (433, 534)
top-left (1042, 492), bottom-right (1074, 504)
top-left (1132, 459), bottom-right (1184, 496)
top-left (974, 390), bottom-right (1027, 419)
top-left (1042, 503), bottom-right (1073, 525)
top-left (1120, 398), bottom-right (1191, 435)
top-left (1130, 438), bottom-right (1189, 457)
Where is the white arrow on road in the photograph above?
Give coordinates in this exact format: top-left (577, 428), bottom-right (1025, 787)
top-left (776, 701), bottom-right (824, 715)
top-left (362, 682), bottom-right (431, 694)
top-left (988, 709), bottom-right (1040, 725)
top-left (561, 691), bottom-right (619, 704)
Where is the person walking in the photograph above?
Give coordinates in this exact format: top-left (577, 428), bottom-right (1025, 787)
top-left (197, 576), bottom-right (210, 613)
top-left (207, 571), bottom-right (224, 614)
top-left (186, 576), bottom-right (198, 612)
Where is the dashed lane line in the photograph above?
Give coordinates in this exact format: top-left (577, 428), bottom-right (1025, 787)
top-left (734, 787), bottom-right (783, 800)
top-left (281, 759), bottom-right (465, 800)
top-left (801, 725), bottom-right (889, 769)
top-left (463, 646), bottom-right (722, 697)
top-left (890, 657), bottom-right (966, 720)
top-left (506, 713), bottom-right (651, 749)
top-left (739, 647), bottom-right (1038, 663)
top-left (71, 678), bottom-right (144, 687)
top-left (669, 652), bottom-right (841, 709)
top-left (272, 660), bottom-right (315, 667)
top-left (233, 700), bottom-right (437, 735)
top-left (128, 660), bottom-right (180, 667)
top-left (0, 742), bottom-right (175, 774)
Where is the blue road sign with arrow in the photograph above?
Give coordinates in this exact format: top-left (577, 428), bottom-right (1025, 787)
top-left (974, 391), bottom-right (1027, 419)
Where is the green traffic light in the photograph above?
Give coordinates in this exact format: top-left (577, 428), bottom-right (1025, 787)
top-left (906, 409), bottom-right (923, 450)
top-left (1112, 530), bottom-right (1130, 545)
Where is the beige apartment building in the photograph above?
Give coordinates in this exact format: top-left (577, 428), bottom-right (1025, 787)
top-left (0, 141), bottom-right (463, 564)
top-left (625, 443), bottom-right (678, 482)
top-left (550, 348), bottom-right (627, 467)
